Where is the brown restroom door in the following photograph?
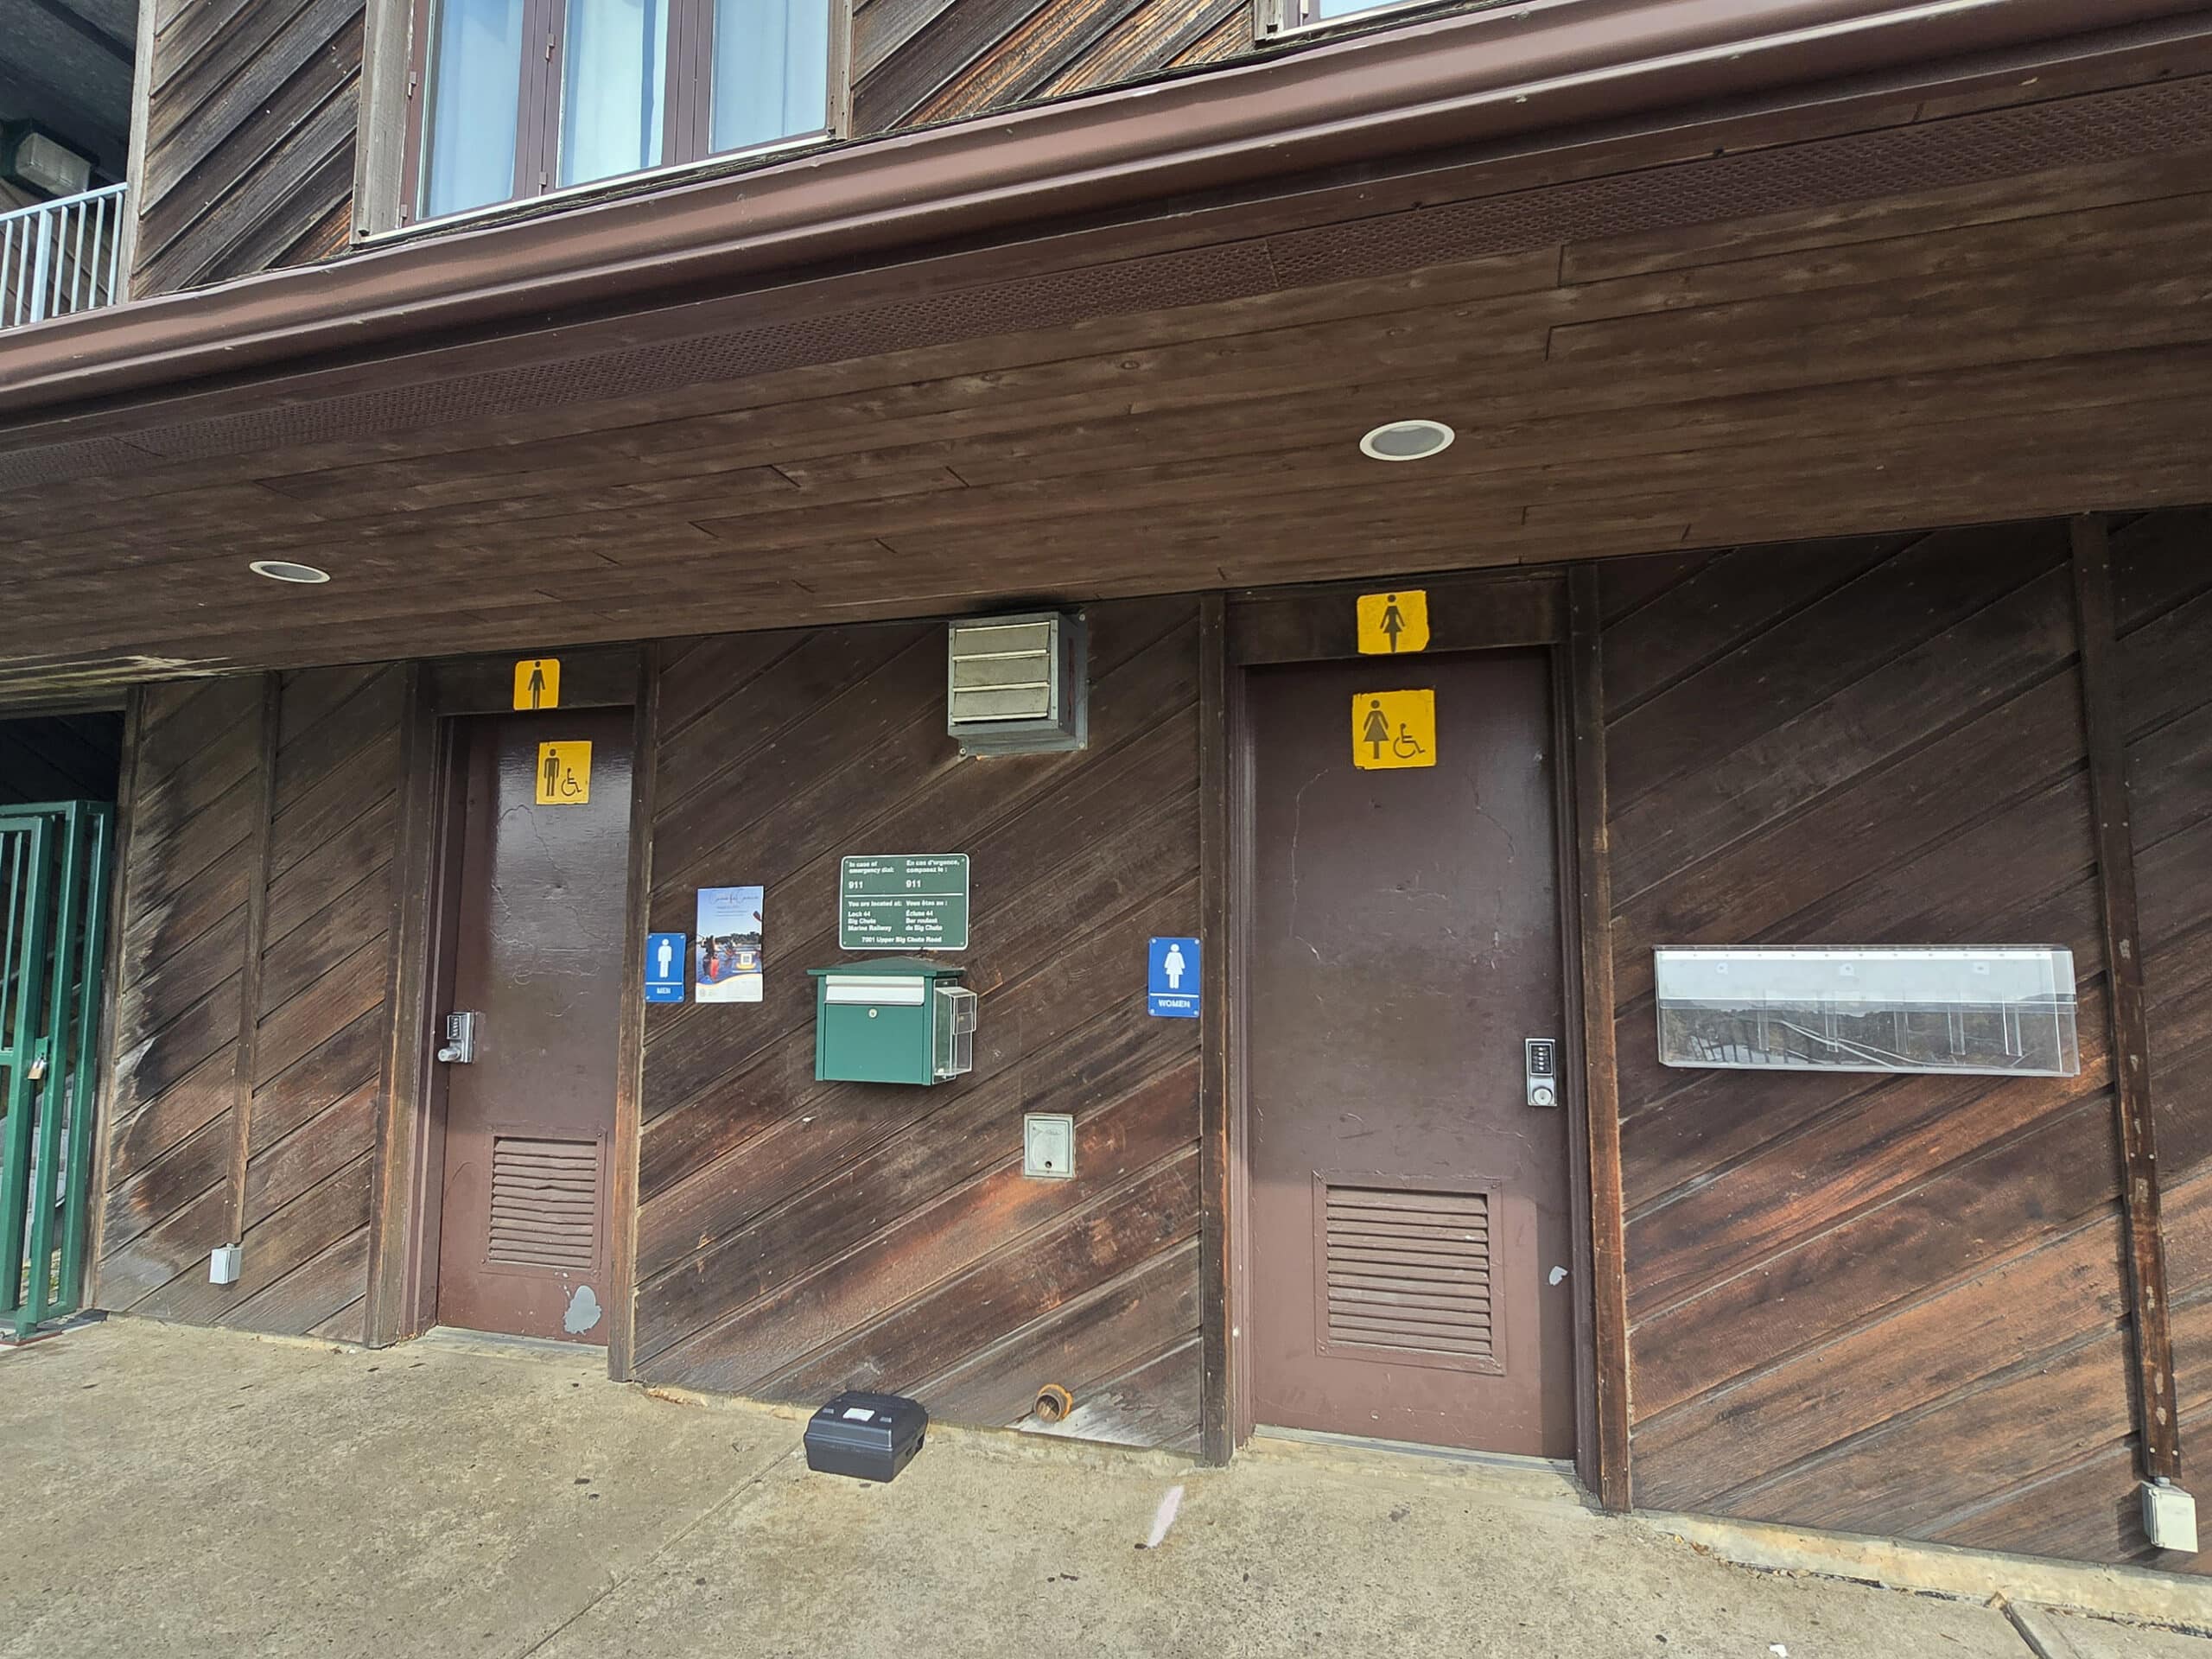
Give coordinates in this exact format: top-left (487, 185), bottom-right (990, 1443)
top-left (435, 709), bottom-right (632, 1344)
top-left (1245, 649), bottom-right (1574, 1457)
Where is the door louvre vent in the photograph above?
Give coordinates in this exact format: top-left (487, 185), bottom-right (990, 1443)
top-left (487, 1136), bottom-right (601, 1273)
top-left (1315, 1179), bottom-right (1503, 1375)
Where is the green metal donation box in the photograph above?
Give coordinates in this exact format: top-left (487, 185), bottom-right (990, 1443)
top-left (810, 958), bottom-right (976, 1085)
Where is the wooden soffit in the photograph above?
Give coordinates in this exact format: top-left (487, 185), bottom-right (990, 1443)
top-left (0, 9), bottom-right (2209, 693)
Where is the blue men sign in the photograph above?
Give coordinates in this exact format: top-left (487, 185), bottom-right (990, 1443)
top-left (645, 932), bottom-right (688, 1003)
top-left (1147, 937), bottom-right (1200, 1019)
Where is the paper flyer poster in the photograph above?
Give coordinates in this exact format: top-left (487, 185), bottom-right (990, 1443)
top-left (694, 886), bottom-right (764, 1003)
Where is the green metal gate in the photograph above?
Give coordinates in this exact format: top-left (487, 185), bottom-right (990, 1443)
top-left (1, 801), bottom-right (113, 1342)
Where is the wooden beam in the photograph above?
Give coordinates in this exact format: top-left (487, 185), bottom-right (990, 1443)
top-left (224, 673), bottom-right (281, 1243)
top-left (2070, 512), bottom-right (2183, 1484)
top-left (1227, 569), bottom-right (1564, 664)
top-left (79, 682), bottom-right (144, 1310)
top-left (607, 648), bottom-right (661, 1382)
top-left (363, 664), bottom-right (435, 1347)
top-left (1567, 565), bottom-right (1633, 1513)
top-left (1197, 592), bottom-right (1231, 1465)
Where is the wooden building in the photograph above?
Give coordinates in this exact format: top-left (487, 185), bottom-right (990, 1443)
top-left (2, 0), bottom-right (2212, 1588)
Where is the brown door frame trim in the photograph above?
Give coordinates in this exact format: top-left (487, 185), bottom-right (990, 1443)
top-left (1198, 594), bottom-right (1234, 1463)
top-left (361, 643), bottom-right (652, 1378)
top-left (1564, 565), bottom-right (1632, 1512)
top-left (1215, 566), bottom-right (1629, 1503)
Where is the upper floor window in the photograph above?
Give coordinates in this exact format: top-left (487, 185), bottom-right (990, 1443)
top-left (411, 0), bottom-right (837, 223)
top-left (1257, 0), bottom-right (1433, 37)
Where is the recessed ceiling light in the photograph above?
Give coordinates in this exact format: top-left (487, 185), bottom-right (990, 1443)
top-left (249, 560), bottom-right (331, 584)
top-left (1359, 418), bottom-right (1456, 461)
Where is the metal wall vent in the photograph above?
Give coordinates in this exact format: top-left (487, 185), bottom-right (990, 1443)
top-left (486, 1136), bottom-right (601, 1273)
top-left (1315, 1179), bottom-right (1503, 1375)
top-left (947, 610), bottom-right (1087, 755)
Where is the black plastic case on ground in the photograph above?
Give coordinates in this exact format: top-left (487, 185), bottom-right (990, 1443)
top-left (804, 1390), bottom-right (929, 1483)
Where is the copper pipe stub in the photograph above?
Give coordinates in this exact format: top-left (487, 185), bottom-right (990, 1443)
top-left (1033, 1383), bottom-right (1075, 1423)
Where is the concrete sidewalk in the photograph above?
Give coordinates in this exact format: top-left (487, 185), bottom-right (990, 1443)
top-left (0, 1319), bottom-right (2200, 1658)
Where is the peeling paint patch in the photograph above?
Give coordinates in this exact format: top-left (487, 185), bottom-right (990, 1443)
top-left (563, 1283), bottom-right (602, 1335)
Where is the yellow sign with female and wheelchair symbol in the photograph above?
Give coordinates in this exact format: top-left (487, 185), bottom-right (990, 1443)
top-left (1352, 690), bottom-right (1435, 770)
top-left (536, 741), bottom-right (593, 804)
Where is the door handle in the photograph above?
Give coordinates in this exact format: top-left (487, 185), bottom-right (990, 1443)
top-left (1524, 1037), bottom-right (1559, 1109)
top-left (437, 1012), bottom-right (480, 1065)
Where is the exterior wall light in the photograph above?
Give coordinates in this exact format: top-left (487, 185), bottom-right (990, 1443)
top-left (1359, 418), bottom-right (1456, 461)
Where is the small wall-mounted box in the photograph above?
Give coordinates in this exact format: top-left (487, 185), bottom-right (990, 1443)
top-left (1654, 945), bottom-right (2079, 1077)
top-left (2145, 1479), bottom-right (2199, 1554)
top-left (1023, 1112), bottom-right (1075, 1179)
top-left (810, 958), bottom-right (976, 1085)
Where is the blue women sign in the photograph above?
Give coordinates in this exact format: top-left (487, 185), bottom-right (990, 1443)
top-left (1147, 938), bottom-right (1200, 1019)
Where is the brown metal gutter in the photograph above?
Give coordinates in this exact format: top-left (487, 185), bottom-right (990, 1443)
top-left (1, 0), bottom-right (2206, 423)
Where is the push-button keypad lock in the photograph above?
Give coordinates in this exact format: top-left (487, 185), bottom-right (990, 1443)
top-left (1524, 1037), bottom-right (1559, 1109)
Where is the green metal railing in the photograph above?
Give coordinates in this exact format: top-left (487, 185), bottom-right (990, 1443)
top-left (1, 801), bottom-right (114, 1341)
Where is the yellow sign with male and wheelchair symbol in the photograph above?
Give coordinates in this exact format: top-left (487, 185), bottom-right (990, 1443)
top-left (1352, 690), bottom-right (1434, 770)
top-left (536, 741), bottom-right (593, 804)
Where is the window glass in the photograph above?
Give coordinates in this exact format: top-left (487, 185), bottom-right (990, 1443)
top-left (560, 0), bottom-right (672, 187)
top-left (711, 0), bottom-right (830, 156)
top-left (423, 0), bottom-right (527, 219)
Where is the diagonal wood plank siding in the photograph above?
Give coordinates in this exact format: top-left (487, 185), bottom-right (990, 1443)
top-left (851, 0), bottom-right (1249, 135)
top-left (132, 0), bottom-right (365, 297)
top-left (632, 597), bottom-right (1205, 1450)
top-left (1601, 521), bottom-right (2149, 1567)
top-left (96, 666), bottom-right (402, 1340)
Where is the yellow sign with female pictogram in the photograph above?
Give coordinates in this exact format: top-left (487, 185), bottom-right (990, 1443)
top-left (536, 741), bottom-right (592, 804)
top-left (1352, 690), bottom-right (1435, 770)
top-left (1356, 590), bottom-right (1429, 654)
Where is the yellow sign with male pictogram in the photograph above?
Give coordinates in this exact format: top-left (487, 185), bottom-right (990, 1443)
top-left (514, 658), bottom-right (560, 710)
top-left (1356, 589), bottom-right (1429, 655)
top-left (536, 741), bottom-right (592, 804)
top-left (1352, 690), bottom-right (1435, 770)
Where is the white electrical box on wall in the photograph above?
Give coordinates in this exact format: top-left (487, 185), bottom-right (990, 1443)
top-left (2145, 1480), bottom-right (2199, 1553)
top-left (1654, 945), bottom-right (2079, 1077)
top-left (208, 1243), bottom-right (241, 1286)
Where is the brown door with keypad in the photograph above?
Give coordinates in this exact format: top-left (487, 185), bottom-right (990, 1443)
top-left (1243, 649), bottom-right (1575, 1456)
top-left (434, 709), bottom-right (632, 1344)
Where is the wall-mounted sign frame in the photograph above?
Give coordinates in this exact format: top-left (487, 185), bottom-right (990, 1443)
top-left (839, 855), bottom-right (970, 951)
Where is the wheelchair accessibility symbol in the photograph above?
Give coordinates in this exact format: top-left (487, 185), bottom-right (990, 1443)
top-left (536, 740), bottom-right (594, 804)
top-left (1351, 690), bottom-right (1435, 772)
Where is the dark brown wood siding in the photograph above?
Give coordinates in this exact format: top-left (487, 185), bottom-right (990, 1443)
top-left (131, 0), bottom-right (365, 297)
top-left (851, 0), bottom-right (1249, 136)
top-left (632, 596), bottom-right (1205, 1450)
top-left (95, 666), bottom-right (402, 1340)
top-left (1601, 522), bottom-right (2149, 1566)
